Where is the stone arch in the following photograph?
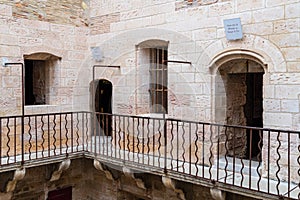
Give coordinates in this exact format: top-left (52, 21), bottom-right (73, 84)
top-left (137, 39), bottom-right (169, 49)
top-left (202, 34), bottom-right (286, 73)
top-left (210, 49), bottom-right (267, 159)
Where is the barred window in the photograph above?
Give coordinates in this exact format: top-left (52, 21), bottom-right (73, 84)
top-left (149, 48), bottom-right (168, 114)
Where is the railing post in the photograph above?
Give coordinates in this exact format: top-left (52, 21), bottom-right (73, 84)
top-left (164, 113), bottom-right (167, 174)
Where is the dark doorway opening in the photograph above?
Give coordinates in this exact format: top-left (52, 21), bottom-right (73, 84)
top-left (95, 79), bottom-right (112, 136)
top-left (48, 186), bottom-right (72, 200)
top-left (244, 73), bottom-right (264, 159)
top-left (218, 59), bottom-right (264, 160)
top-left (25, 59), bottom-right (46, 105)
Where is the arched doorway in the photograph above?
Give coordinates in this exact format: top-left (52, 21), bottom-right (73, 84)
top-left (94, 79), bottom-right (112, 136)
top-left (216, 59), bottom-right (264, 159)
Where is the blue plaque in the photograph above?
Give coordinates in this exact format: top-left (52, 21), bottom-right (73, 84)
top-left (223, 18), bottom-right (243, 40)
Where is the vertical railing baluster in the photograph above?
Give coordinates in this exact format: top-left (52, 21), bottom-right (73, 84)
top-left (142, 118), bottom-right (145, 164)
top-left (249, 128), bottom-right (253, 189)
top-left (202, 124), bottom-right (205, 178)
top-left (0, 118), bottom-right (2, 165)
top-left (85, 112), bottom-right (89, 153)
top-left (6, 118), bottom-right (10, 164)
top-left (209, 124), bottom-right (213, 180)
top-left (240, 128), bottom-right (245, 187)
top-left (267, 130), bottom-right (270, 194)
top-left (189, 122), bottom-right (191, 175)
top-left (105, 114), bottom-right (108, 157)
top-left (96, 113), bottom-right (99, 156)
top-left (224, 126), bottom-right (228, 184)
top-left (71, 113), bottom-right (74, 153)
top-left (288, 131), bottom-right (290, 199)
top-left (298, 132), bottom-right (300, 200)
top-left (126, 116), bottom-right (130, 161)
top-left (170, 120), bottom-right (174, 170)
top-left (59, 114), bottom-right (62, 155)
top-left (194, 123), bottom-right (199, 177)
top-left (122, 116), bottom-right (125, 160)
top-left (217, 126), bottom-right (220, 182)
top-left (14, 117), bottom-right (17, 163)
top-left (65, 114), bottom-right (69, 156)
top-left (136, 117), bottom-right (140, 163)
top-left (133, 117), bottom-right (135, 161)
top-left (53, 114), bottom-right (57, 156)
top-left (35, 116), bottom-right (38, 159)
top-left (82, 113), bottom-right (85, 152)
top-left (164, 116), bottom-right (167, 173)
top-left (152, 119), bottom-right (155, 166)
top-left (109, 114), bottom-right (113, 158)
top-left (158, 118), bottom-right (162, 168)
top-left (146, 118), bottom-right (150, 166)
top-left (75, 113), bottom-right (80, 152)
top-left (48, 114), bottom-right (50, 157)
top-left (41, 115), bottom-right (45, 158)
top-left (181, 121), bottom-right (186, 174)
top-left (28, 116), bottom-right (32, 160)
top-left (0, 117), bottom-right (1, 166)
top-left (276, 131), bottom-right (281, 196)
top-left (232, 127), bottom-right (236, 185)
top-left (176, 120), bottom-right (179, 171)
top-left (256, 129), bottom-right (262, 192)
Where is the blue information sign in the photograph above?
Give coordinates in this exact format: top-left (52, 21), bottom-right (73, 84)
top-left (223, 18), bottom-right (243, 40)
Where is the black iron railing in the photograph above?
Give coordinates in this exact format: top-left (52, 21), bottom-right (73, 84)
top-left (0, 111), bottom-right (299, 199)
top-left (0, 112), bottom-right (90, 166)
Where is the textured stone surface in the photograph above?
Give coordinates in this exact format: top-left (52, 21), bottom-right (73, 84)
top-left (0, 0), bottom-right (89, 27)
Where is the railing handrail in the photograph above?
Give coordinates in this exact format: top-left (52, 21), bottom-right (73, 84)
top-left (0, 111), bottom-right (299, 199)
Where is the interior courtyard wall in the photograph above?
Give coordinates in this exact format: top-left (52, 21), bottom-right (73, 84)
top-left (88, 0), bottom-right (300, 183)
top-left (89, 0), bottom-right (300, 128)
top-left (0, 2), bottom-right (91, 116)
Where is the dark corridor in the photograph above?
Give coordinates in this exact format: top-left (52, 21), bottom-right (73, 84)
top-left (95, 79), bottom-right (112, 136)
top-left (244, 73), bottom-right (264, 159)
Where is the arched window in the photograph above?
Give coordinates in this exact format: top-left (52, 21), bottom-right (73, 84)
top-left (24, 53), bottom-right (61, 105)
top-left (138, 40), bottom-right (168, 114)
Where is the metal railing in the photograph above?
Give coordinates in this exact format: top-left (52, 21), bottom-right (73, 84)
top-left (0, 111), bottom-right (299, 199)
top-left (0, 111), bottom-right (90, 166)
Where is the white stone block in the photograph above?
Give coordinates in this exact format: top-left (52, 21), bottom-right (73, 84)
top-left (208, 2), bottom-right (234, 17)
top-left (269, 33), bottom-right (300, 48)
top-left (243, 22), bottom-right (273, 35)
top-left (285, 2), bottom-right (300, 19)
top-left (264, 112), bottom-right (293, 127)
top-left (281, 99), bottom-right (299, 113)
top-left (273, 19), bottom-right (299, 34)
top-left (237, 0), bottom-right (264, 12)
top-left (193, 28), bottom-right (217, 41)
top-left (266, 0), bottom-right (299, 7)
top-left (282, 47), bottom-right (300, 62)
top-left (253, 6), bottom-right (284, 22)
top-left (275, 85), bottom-right (300, 99)
top-left (0, 4), bottom-right (12, 16)
top-left (264, 99), bottom-right (281, 112)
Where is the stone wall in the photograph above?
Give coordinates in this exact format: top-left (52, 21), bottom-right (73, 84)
top-left (0, 3), bottom-right (90, 116)
top-left (0, 0), bottom-right (89, 27)
top-left (89, 0), bottom-right (300, 130)
top-left (88, 0), bottom-right (300, 186)
top-left (0, 158), bottom-right (260, 200)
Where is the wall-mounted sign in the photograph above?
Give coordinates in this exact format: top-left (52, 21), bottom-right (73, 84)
top-left (223, 18), bottom-right (243, 40)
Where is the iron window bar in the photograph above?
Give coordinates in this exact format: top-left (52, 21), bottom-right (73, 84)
top-left (163, 60), bottom-right (192, 65)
